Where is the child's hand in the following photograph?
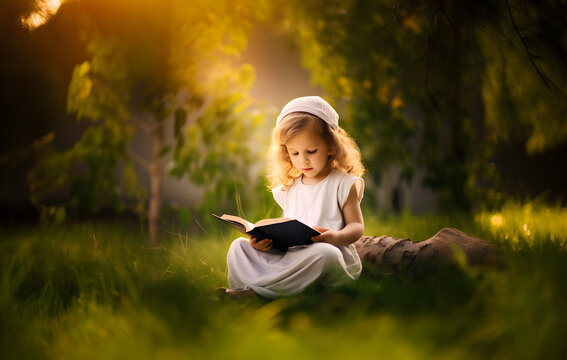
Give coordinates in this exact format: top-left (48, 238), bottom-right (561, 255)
top-left (250, 237), bottom-right (272, 252)
top-left (311, 227), bottom-right (340, 244)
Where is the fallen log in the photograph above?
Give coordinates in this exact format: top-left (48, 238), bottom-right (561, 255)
top-left (354, 228), bottom-right (497, 274)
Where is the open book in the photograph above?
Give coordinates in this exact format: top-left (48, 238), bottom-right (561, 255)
top-left (212, 214), bottom-right (320, 251)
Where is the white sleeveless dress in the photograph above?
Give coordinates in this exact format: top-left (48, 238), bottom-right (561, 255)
top-left (226, 170), bottom-right (364, 298)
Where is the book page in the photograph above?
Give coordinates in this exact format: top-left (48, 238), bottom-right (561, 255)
top-left (254, 217), bottom-right (294, 227)
top-left (218, 214), bottom-right (255, 232)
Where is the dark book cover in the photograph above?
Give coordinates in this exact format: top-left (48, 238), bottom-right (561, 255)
top-left (213, 214), bottom-right (319, 251)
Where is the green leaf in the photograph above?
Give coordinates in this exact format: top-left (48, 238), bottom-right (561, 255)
top-left (159, 145), bottom-right (172, 158)
top-left (123, 161), bottom-right (139, 196)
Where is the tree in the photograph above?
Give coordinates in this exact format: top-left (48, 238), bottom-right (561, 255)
top-left (281, 0), bottom-right (567, 210)
top-left (28, 0), bottom-right (268, 244)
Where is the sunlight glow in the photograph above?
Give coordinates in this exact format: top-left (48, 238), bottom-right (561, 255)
top-left (523, 223), bottom-right (531, 237)
top-left (21, 0), bottom-right (64, 30)
top-left (490, 213), bottom-right (504, 228)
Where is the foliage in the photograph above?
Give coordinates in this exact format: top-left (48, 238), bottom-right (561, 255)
top-left (280, 0), bottom-right (567, 210)
top-left (26, 124), bottom-right (138, 221)
top-left (479, 1), bottom-right (567, 153)
top-left (26, 0), bottom-right (269, 224)
top-left (1, 203), bottom-right (567, 359)
top-left (167, 64), bottom-right (269, 214)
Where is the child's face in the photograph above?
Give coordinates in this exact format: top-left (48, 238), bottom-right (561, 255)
top-left (285, 128), bottom-right (331, 184)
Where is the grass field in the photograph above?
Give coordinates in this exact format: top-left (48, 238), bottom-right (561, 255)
top-left (1, 201), bottom-right (566, 359)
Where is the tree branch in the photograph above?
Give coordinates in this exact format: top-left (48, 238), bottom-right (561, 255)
top-left (505, 0), bottom-right (556, 91)
top-left (134, 119), bottom-right (152, 134)
top-left (127, 148), bottom-right (150, 173)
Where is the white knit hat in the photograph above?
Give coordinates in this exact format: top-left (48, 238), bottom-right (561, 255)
top-left (276, 96), bottom-right (339, 131)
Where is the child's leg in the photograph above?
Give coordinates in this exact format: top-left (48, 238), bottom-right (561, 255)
top-left (226, 237), bottom-right (278, 292)
top-left (271, 242), bottom-right (353, 294)
top-left (226, 239), bottom-right (354, 298)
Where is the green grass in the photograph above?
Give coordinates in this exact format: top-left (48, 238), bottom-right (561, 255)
top-left (1, 201), bottom-right (566, 359)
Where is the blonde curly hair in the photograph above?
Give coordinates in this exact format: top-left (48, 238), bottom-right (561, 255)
top-left (266, 112), bottom-right (365, 190)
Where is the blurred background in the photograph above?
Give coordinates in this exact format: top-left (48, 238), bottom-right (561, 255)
top-left (1, 0), bottom-right (566, 241)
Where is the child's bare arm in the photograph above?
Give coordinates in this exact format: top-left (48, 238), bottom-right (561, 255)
top-left (312, 184), bottom-right (364, 247)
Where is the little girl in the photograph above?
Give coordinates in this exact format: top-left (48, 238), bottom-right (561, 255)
top-left (224, 96), bottom-right (365, 298)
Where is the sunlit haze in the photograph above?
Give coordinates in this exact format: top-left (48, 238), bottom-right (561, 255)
top-left (21, 0), bottom-right (64, 29)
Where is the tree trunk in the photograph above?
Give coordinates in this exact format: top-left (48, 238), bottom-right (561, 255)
top-left (148, 121), bottom-right (163, 246)
top-left (354, 228), bottom-right (497, 275)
